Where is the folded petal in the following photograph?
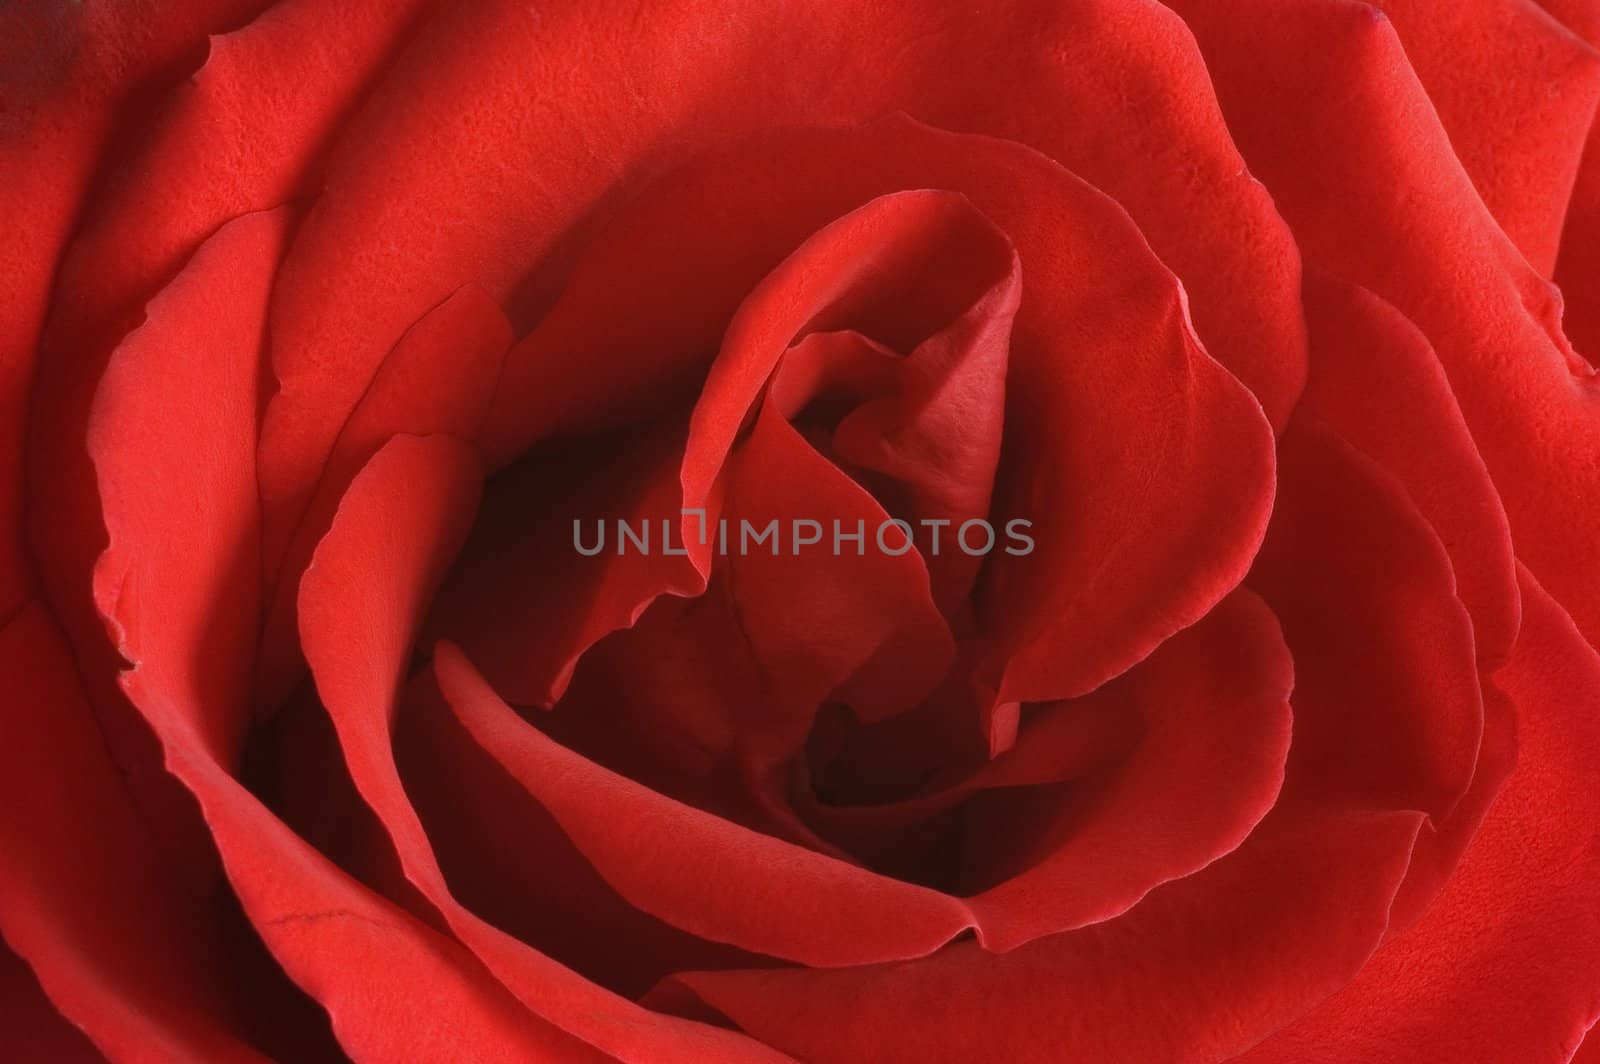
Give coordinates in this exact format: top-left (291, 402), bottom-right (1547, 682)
top-left (1298, 269), bottom-right (1519, 665)
top-left (435, 642), bottom-right (976, 968)
top-left (256, 284), bottom-right (511, 706)
top-left (1370, 0), bottom-right (1600, 273)
top-left (1249, 417), bottom-right (1484, 822)
top-left (424, 417), bottom-right (703, 708)
top-left (801, 589), bottom-right (1291, 948)
top-left (301, 435), bottom-right (790, 1062)
top-left (0, 604), bottom-right (272, 1064)
top-left (1235, 567), bottom-right (1600, 1063)
top-left (88, 212), bottom-right (598, 1063)
top-left (717, 400), bottom-right (956, 729)
top-left (0, 0), bottom-right (264, 614)
top-left (660, 801), bottom-right (1422, 1063)
top-left (1171, 0), bottom-right (1600, 649)
top-left (0, 937), bottom-right (102, 1064)
top-left (964, 590), bottom-right (1293, 950)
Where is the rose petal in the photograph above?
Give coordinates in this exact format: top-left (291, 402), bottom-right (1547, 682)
top-left (658, 802), bottom-right (1422, 1063)
top-left (1298, 268), bottom-right (1519, 665)
top-left (437, 187), bottom-right (1007, 712)
top-left (300, 435), bottom-right (790, 1062)
top-left (1554, 134), bottom-right (1600, 363)
top-left (801, 588), bottom-right (1292, 951)
top-left (964, 589), bottom-right (1293, 949)
top-left (0, 0), bottom-right (264, 615)
top-left (678, 189), bottom-right (1016, 528)
top-left (424, 417), bottom-right (703, 708)
top-left (88, 213), bottom-right (597, 1063)
top-left (827, 280), bottom-right (1014, 612)
top-left (255, 283), bottom-right (512, 707)
top-left (1543, 0), bottom-right (1600, 363)
top-left (656, 413), bottom-right (1515, 1061)
top-left (1172, 0), bottom-right (1600, 649)
top-left (90, 208), bottom-right (290, 765)
top-left (1382, 679), bottom-right (1517, 935)
top-left (0, 937), bottom-right (102, 1064)
top-left (716, 395), bottom-right (956, 728)
top-left (1370, 0), bottom-right (1600, 273)
top-left (0, 604), bottom-right (271, 1064)
top-left (775, 300), bottom-right (1012, 616)
top-left (676, 188), bottom-right (1008, 679)
top-left (52, 0), bottom-right (433, 366)
top-left (5, 11), bottom-right (286, 935)
top-left (1292, 268), bottom-right (1524, 925)
top-left (394, 667), bottom-right (780, 997)
top-left (1249, 417), bottom-right (1484, 822)
top-left (1234, 567), bottom-right (1600, 1063)
top-left (434, 641), bottom-right (977, 968)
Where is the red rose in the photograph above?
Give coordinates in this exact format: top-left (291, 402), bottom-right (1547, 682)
top-left (4, 1), bottom-right (1600, 1061)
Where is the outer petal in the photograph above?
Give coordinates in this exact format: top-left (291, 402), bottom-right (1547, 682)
top-left (1370, 0), bottom-right (1600, 273)
top-left (1576, 1024), bottom-right (1600, 1064)
top-left (255, 283), bottom-right (512, 706)
top-left (1249, 418), bottom-right (1485, 822)
top-left (1235, 567), bottom-right (1600, 1063)
top-left (51, 0), bottom-right (433, 349)
top-left (0, 209), bottom-right (304, 1063)
top-left (0, 938), bottom-right (102, 1063)
top-left (87, 212), bottom-right (597, 1063)
top-left (24, 0), bottom-right (421, 687)
top-left (0, 0), bottom-right (265, 615)
top-left (1545, 0), bottom-right (1600, 362)
top-left (1169, 0), bottom-right (1600, 648)
top-left (10, 2), bottom-right (434, 984)
top-left (0, 604), bottom-right (271, 1064)
top-left (1298, 269), bottom-right (1519, 664)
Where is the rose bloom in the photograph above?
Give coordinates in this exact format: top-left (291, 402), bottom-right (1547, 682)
top-left (4, 0), bottom-right (1600, 1061)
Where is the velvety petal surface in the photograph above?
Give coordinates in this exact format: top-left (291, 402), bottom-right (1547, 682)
top-left (0, 603), bottom-right (270, 1064)
top-left (1370, 0), bottom-right (1600, 274)
top-left (256, 284), bottom-right (512, 706)
top-left (0, 0), bottom-right (266, 615)
top-left (1171, 0), bottom-right (1600, 651)
top-left (300, 435), bottom-right (791, 1063)
top-left (435, 642), bottom-right (977, 968)
top-left (1236, 567), bottom-right (1600, 1063)
top-left (660, 805), bottom-right (1422, 1063)
top-left (86, 211), bottom-right (600, 1064)
top-left (1249, 418), bottom-right (1484, 822)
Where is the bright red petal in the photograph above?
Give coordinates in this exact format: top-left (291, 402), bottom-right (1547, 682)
top-left (1235, 567), bottom-right (1600, 1063)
